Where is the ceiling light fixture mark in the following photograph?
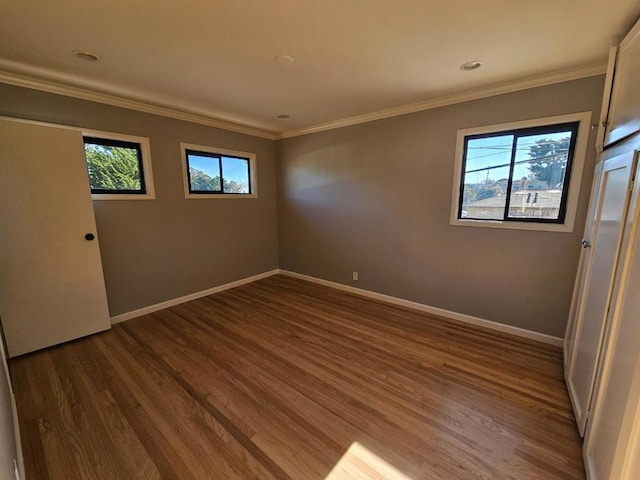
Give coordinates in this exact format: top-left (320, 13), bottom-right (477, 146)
top-left (72, 50), bottom-right (100, 62)
top-left (460, 61), bottom-right (482, 71)
top-left (274, 54), bottom-right (295, 65)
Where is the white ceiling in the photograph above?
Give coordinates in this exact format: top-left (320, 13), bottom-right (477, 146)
top-left (1, 1), bottom-right (639, 138)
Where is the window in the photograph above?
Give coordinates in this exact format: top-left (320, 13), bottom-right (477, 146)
top-left (180, 143), bottom-right (257, 198)
top-left (82, 131), bottom-right (155, 200)
top-left (450, 112), bottom-right (592, 232)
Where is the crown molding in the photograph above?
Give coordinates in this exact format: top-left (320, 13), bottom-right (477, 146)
top-left (0, 68), bottom-right (277, 140)
top-left (0, 61), bottom-right (606, 142)
top-left (276, 63), bottom-right (608, 139)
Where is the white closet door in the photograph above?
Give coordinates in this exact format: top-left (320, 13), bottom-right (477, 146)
top-left (566, 150), bottom-right (638, 435)
top-left (0, 119), bottom-right (111, 357)
top-left (564, 160), bottom-right (604, 368)
top-left (605, 20), bottom-right (640, 146)
top-left (584, 152), bottom-right (640, 480)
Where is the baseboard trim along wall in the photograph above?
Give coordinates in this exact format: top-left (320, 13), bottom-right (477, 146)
top-left (110, 269), bottom-right (280, 324)
top-left (279, 270), bottom-right (564, 346)
top-left (111, 268), bottom-right (563, 346)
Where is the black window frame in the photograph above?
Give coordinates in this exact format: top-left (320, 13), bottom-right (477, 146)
top-left (83, 136), bottom-right (147, 195)
top-left (457, 121), bottom-right (580, 225)
top-left (185, 149), bottom-right (252, 195)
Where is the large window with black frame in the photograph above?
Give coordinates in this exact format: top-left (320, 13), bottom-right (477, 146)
top-left (458, 121), bottom-right (579, 223)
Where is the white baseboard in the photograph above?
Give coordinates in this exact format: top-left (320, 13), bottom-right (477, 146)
top-left (110, 267), bottom-right (563, 346)
top-left (279, 270), bottom-right (564, 346)
top-left (110, 269), bottom-right (280, 324)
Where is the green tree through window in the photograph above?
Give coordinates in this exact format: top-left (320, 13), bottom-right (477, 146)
top-left (188, 167), bottom-right (221, 191)
top-left (527, 137), bottom-right (571, 188)
top-left (84, 140), bottom-right (143, 192)
top-left (188, 167), bottom-right (248, 193)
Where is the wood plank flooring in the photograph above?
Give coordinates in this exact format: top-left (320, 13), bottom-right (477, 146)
top-left (9, 275), bottom-right (585, 479)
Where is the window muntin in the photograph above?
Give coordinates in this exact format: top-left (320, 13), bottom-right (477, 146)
top-left (83, 136), bottom-right (146, 194)
top-left (458, 122), bottom-right (579, 224)
top-left (184, 147), bottom-right (253, 196)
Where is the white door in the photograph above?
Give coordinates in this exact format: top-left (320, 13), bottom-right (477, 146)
top-left (564, 160), bottom-right (604, 368)
top-left (605, 19), bottom-right (640, 146)
top-left (0, 119), bottom-right (111, 357)
top-left (584, 151), bottom-right (640, 480)
top-left (566, 150), bottom-right (638, 435)
top-left (0, 330), bottom-right (23, 480)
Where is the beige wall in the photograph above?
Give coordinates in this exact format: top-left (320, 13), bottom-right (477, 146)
top-left (0, 84), bottom-right (279, 317)
top-left (0, 76), bottom-right (604, 337)
top-left (276, 76), bottom-right (605, 337)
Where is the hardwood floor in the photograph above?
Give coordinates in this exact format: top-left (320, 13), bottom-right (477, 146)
top-left (10, 275), bottom-right (585, 479)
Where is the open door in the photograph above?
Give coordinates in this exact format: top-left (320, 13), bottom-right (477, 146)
top-left (0, 119), bottom-right (111, 357)
top-left (0, 321), bottom-right (23, 480)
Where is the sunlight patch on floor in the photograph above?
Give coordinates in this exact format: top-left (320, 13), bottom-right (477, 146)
top-left (324, 442), bottom-right (414, 480)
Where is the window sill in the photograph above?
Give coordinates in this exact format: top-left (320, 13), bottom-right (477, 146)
top-left (91, 193), bottom-right (156, 201)
top-left (450, 218), bottom-right (574, 233)
top-left (184, 193), bottom-right (258, 199)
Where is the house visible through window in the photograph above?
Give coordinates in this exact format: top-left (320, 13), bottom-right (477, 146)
top-left (83, 136), bottom-right (146, 194)
top-left (181, 143), bottom-right (256, 198)
top-left (458, 121), bottom-right (579, 224)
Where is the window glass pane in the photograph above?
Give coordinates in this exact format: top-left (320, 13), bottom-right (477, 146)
top-left (84, 140), bottom-right (143, 192)
top-left (187, 153), bottom-right (221, 192)
top-left (222, 156), bottom-right (250, 194)
top-left (507, 131), bottom-right (573, 221)
top-left (461, 135), bottom-right (514, 220)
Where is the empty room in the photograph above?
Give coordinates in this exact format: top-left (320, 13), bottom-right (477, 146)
top-left (1, 1), bottom-right (640, 479)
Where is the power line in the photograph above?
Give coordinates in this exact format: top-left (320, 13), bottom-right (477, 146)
top-left (467, 148), bottom-right (568, 161)
top-left (464, 152), bottom-right (568, 174)
top-left (468, 139), bottom-right (571, 149)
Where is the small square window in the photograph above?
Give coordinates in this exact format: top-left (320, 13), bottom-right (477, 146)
top-left (181, 143), bottom-right (256, 198)
top-left (82, 131), bottom-right (155, 200)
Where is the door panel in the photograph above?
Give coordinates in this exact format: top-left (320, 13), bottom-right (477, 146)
top-left (605, 20), bottom-right (640, 146)
top-left (585, 154), bottom-right (640, 480)
top-left (566, 150), bottom-right (637, 435)
top-left (564, 160), bottom-right (603, 368)
top-left (0, 119), bottom-right (111, 357)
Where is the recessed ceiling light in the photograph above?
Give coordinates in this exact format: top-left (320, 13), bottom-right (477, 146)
top-left (277, 114), bottom-right (291, 119)
top-left (460, 61), bottom-right (482, 71)
top-left (72, 50), bottom-right (100, 62)
top-left (274, 54), bottom-right (295, 65)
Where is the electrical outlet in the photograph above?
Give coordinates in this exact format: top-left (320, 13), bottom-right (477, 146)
top-left (352, 272), bottom-right (358, 281)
